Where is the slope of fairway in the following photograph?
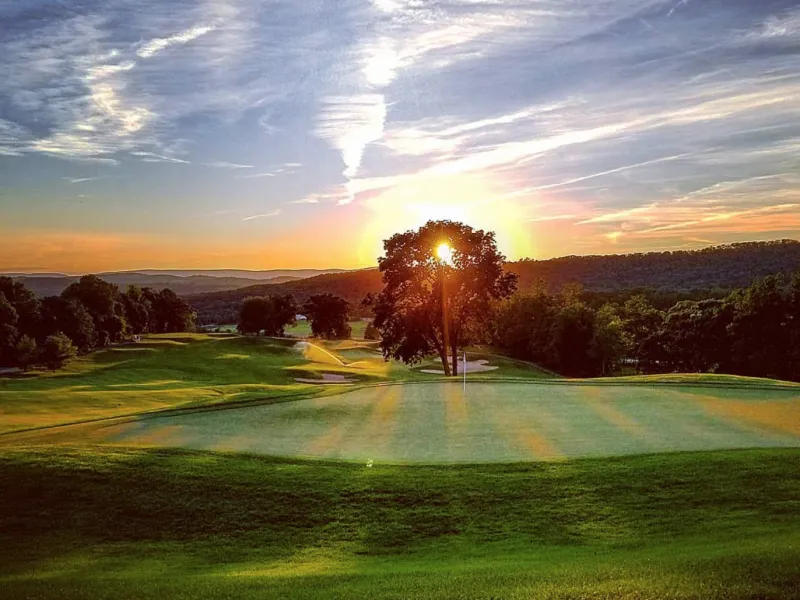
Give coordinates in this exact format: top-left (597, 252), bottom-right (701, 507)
top-left (90, 381), bottom-right (800, 462)
top-left (0, 334), bottom-right (556, 436)
top-left (0, 447), bottom-right (798, 599)
top-left (0, 334), bottom-right (325, 434)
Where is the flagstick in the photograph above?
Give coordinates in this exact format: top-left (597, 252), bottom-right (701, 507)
top-left (463, 351), bottom-right (467, 393)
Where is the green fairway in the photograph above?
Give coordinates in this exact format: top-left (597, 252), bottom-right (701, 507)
top-left (287, 320), bottom-right (370, 339)
top-left (0, 333), bottom-right (323, 434)
top-left (0, 446), bottom-right (798, 599)
top-left (0, 334), bottom-right (552, 435)
top-left (65, 381), bottom-right (799, 462)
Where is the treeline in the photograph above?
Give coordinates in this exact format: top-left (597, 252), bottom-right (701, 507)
top-left (491, 273), bottom-right (800, 380)
top-left (237, 293), bottom-right (351, 340)
top-left (0, 275), bottom-right (195, 370)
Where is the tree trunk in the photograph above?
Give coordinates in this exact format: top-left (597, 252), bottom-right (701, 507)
top-left (451, 338), bottom-right (458, 376)
top-left (438, 347), bottom-right (452, 376)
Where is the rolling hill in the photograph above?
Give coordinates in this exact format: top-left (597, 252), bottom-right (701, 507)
top-left (5, 270), bottom-right (344, 297)
top-left (189, 240), bottom-right (800, 324)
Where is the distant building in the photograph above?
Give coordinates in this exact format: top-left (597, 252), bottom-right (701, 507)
top-left (296, 314), bottom-right (307, 321)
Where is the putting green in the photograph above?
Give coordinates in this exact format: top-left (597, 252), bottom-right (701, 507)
top-left (102, 382), bottom-right (800, 463)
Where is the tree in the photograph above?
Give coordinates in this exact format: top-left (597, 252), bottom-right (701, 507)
top-left (238, 295), bottom-right (297, 336)
top-left (374, 221), bottom-right (517, 376)
top-left (40, 296), bottom-right (96, 352)
top-left (41, 332), bottom-right (77, 371)
top-left (590, 304), bottom-right (625, 376)
top-left (62, 275), bottom-right (125, 343)
top-left (149, 288), bottom-right (196, 333)
top-left (551, 297), bottom-right (596, 377)
top-left (0, 292), bottom-right (19, 366)
top-left (0, 277), bottom-right (40, 339)
top-left (303, 294), bottom-right (351, 339)
top-left (725, 275), bottom-right (790, 379)
top-left (121, 286), bottom-right (151, 335)
top-left (620, 295), bottom-right (665, 373)
top-left (239, 297), bottom-right (270, 335)
top-left (660, 299), bottom-right (732, 373)
top-left (490, 287), bottom-right (556, 366)
top-left (364, 321), bottom-right (380, 341)
top-left (14, 335), bottom-right (37, 370)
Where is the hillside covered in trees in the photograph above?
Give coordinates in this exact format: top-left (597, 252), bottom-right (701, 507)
top-left (190, 240), bottom-right (800, 325)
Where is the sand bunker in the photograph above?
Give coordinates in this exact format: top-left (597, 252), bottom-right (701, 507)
top-left (421, 359), bottom-right (499, 375)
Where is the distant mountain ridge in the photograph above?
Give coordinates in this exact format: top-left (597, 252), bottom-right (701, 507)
top-left (188, 240), bottom-right (800, 325)
top-left (7, 270), bottom-right (345, 297)
top-left (102, 269), bottom-right (349, 280)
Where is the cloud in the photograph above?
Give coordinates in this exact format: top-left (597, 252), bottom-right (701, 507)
top-left (238, 163), bottom-right (302, 179)
top-left (63, 177), bottom-right (102, 184)
top-left (242, 210), bottom-right (281, 221)
top-left (131, 151), bottom-right (190, 164)
top-left (3, 0), bottom-right (800, 262)
top-left (205, 161), bottom-right (254, 169)
top-left (137, 25), bottom-right (217, 59)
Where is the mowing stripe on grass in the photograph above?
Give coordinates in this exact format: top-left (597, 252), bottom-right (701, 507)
top-left (17, 382), bottom-right (800, 464)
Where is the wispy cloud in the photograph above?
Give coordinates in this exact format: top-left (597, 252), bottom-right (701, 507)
top-left (238, 163), bottom-right (302, 179)
top-left (131, 151), bottom-right (190, 164)
top-left (205, 161), bottom-right (254, 169)
top-left (242, 210), bottom-right (281, 221)
top-left (137, 25), bottom-right (216, 59)
top-left (63, 176), bottom-right (102, 184)
top-left (2, 0), bottom-right (800, 264)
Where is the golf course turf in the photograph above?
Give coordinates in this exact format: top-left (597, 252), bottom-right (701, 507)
top-left (2, 333), bottom-right (799, 598)
top-left (92, 381), bottom-right (800, 463)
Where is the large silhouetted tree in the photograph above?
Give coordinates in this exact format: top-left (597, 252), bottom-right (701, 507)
top-left (373, 220), bottom-right (517, 376)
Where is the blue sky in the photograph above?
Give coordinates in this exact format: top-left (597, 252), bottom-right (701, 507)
top-left (1, 0), bottom-right (799, 272)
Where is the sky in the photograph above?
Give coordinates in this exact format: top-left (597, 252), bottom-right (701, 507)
top-left (1, 0), bottom-right (799, 273)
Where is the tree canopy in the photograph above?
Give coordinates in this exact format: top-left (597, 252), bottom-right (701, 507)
top-left (373, 220), bottom-right (517, 376)
top-left (238, 295), bottom-right (297, 336)
top-left (303, 294), bottom-right (351, 339)
top-left (0, 276), bottom-right (195, 371)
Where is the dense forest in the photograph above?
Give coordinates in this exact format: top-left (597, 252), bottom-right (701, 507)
top-left (490, 273), bottom-right (800, 380)
top-left (0, 276), bottom-right (195, 370)
top-left (189, 240), bottom-right (800, 325)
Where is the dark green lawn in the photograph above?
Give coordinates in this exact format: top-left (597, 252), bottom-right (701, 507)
top-left (1, 446), bottom-right (798, 599)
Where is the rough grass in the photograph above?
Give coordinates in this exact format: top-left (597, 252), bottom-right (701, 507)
top-left (0, 446), bottom-right (798, 599)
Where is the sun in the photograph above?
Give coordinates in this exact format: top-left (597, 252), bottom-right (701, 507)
top-left (436, 242), bottom-right (454, 265)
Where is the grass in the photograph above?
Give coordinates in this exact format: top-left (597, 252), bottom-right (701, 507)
top-left (0, 334), bottom-right (323, 434)
top-left (0, 446), bottom-right (798, 599)
top-left (572, 372), bottom-right (800, 389)
top-left (76, 380), bottom-right (800, 463)
top-left (286, 320), bottom-right (370, 339)
top-left (0, 333), bottom-right (553, 435)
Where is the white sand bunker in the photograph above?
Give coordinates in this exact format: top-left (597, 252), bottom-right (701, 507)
top-left (295, 373), bottom-right (356, 384)
top-left (421, 359), bottom-right (499, 375)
